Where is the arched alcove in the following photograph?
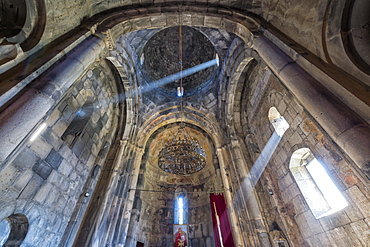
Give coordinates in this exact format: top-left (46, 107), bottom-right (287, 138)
top-left (130, 122), bottom-right (218, 246)
top-left (0, 0), bottom-right (46, 66)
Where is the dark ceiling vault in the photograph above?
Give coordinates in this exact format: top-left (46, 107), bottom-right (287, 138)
top-left (142, 26), bottom-right (217, 96)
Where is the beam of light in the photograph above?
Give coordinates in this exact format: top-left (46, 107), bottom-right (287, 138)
top-left (102, 58), bottom-right (219, 107)
top-left (234, 131), bottom-right (283, 212)
top-left (248, 131), bottom-right (282, 187)
top-left (232, 131), bottom-right (283, 246)
top-left (30, 123), bottom-right (47, 142)
top-left (143, 58), bottom-right (219, 95)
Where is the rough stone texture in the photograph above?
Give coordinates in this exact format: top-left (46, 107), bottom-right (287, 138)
top-left (258, 0), bottom-right (328, 59)
top-left (231, 57), bottom-right (370, 246)
top-left (0, 61), bottom-right (119, 247)
top-left (0, 1), bottom-right (370, 247)
top-left (128, 121), bottom-right (220, 246)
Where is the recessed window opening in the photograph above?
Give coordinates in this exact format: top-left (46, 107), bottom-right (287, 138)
top-left (268, 107), bottom-right (289, 137)
top-left (178, 197), bottom-right (184, 225)
top-left (61, 102), bottom-right (94, 147)
top-left (174, 194), bottom-right (187, 225)
top-left (290, 148), bottom-right (348, 219)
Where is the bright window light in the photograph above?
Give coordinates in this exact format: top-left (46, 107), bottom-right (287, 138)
top-left (268, 107), bottom-right (289, 137)
top-left (290, 148), bottom-right (348, 218)
top-left (178, 197), bottom-right (184, 224)
top-left (306, 159), bottom-right (348, 216)
top-left (30, 123), bottom-right (47, 142)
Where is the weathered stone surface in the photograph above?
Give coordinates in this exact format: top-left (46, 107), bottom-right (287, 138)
top-left (12, 148), bottom-right (39, 169)
top-left (18, 174), bottom-right (44, 199)
top-left (0, 2), bottom-right (369, 247)
top-left (32, 160), bottom-right (53, 180)
top-left (0, 90), bottom-right (53, 164)
top-left (45, 149), bottom-right (63, 170)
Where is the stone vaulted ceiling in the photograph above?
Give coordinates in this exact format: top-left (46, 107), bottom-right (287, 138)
top-left (111, 25), bottom-right (237, 182)
top-left (142, 26), bottom-right (217, 96)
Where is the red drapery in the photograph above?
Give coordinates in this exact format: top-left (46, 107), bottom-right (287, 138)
top-left (210, 193), bottom-right (235, 247)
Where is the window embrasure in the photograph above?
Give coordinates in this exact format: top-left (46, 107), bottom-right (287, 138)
top-left (268, 107), bottom-right (289, 137)
top-left (290, 148), bottom-right (348, 218)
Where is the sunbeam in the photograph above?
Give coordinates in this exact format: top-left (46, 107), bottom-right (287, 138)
top-left (248, 131), bottom-right (282, 187)
top-left (144, 58), bottom-right (219, 94)
top-left (102, 58), bottom-right (219, 108)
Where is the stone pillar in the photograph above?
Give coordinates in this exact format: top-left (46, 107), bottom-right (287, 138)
top-left (120, 146), bottom-right (144, 247)
top-left (86, 140), bottom-right (142, 247)
top-left (228, 140), bottom-right (272, 247)
top-left (99, 140), bottom-right (134, 246)
top-left (0, 35), bottom-right (105, 165)
top-left (216, 147), bottom-right (243, 247)
top-left (253, 35), bottom-right (370, 178)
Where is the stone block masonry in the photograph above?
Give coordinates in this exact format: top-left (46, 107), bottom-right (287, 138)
top-left (0, 61), bottom-right (120, 247)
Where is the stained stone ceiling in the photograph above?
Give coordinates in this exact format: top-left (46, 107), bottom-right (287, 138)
top-left (141, 26), bottom-right (218, 96)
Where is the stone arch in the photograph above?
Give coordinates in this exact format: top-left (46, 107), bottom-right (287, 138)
top-left (0, 214), bottom-right (29, 247)
top-left (132, 117), bottom-right (223, 246)
top-left (11, 0), bottom-right (46, 51)
top-left (0, 218), bottom-right (11, 245)
top-left (72, 56), bottom-right (134, 247)
top-left (105, 55), bottom-right (139, 142)
top-left (100, 6), bottom-right (259, 46)
top-left (137, 106), bottom-right (224, 150)
top-left (0, 0), bottom-right (26, 65)
top-left (227, 56), bottom-right (256, 135)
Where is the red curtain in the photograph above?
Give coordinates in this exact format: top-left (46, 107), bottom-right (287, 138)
top-left (210, 193), bottom-right (235, 247)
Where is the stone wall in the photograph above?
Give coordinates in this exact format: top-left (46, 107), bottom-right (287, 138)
top-left (129, 122), bottom-right (220, 247)
top-left (134, 186), bottom-right (216, 247)
top-left (0, 60), bottom-right (120, 246)
top-left (257, 0), bottom-right (329, 60)
top-left (235, 58), bottom-right (370, 246)
top-left (188, 202), bottom-right (215, 246)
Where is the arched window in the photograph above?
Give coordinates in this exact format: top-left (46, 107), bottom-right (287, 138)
top-left (178, 197), bottom-right (184, 224)
top-left (268, 107), bottom-right (289, 137)
top-left (61, 103), bottom-right (94, 148)
top-left (174, 194), bottom-right (187, 225)
top-left (290, 148), bottom-right (347, 218)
